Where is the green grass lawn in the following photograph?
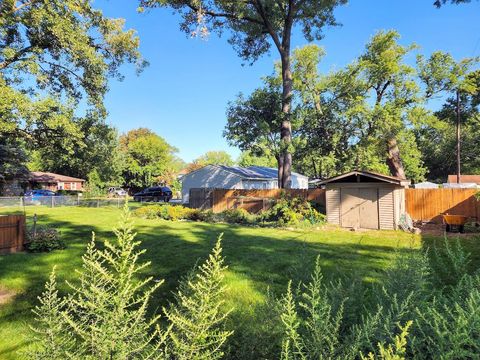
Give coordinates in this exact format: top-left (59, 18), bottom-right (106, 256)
top-left (0, 205), bottom-right (477, 359)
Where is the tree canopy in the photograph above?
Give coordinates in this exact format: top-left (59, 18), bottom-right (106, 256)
top-left (119, 128), bottom-right (182, 190)
top-left (0, 0), bottom-right (145, 192)
top-left (141, 0), bottom-right (346, 188)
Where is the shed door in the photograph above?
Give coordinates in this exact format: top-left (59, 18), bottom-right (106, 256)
top-left (340, 187), bottom-right (379, 229)
top-left (359, 188), bottom-right (379, 229)
top-left (341, 188), bottom-right (360, 228)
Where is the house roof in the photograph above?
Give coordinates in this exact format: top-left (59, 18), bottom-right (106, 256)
top-left (217, 165), bottom-right (307, 180)
top-left (413, 181), bottom-right (439, 189)
top-left (447, 175), bottom-right (480, 184)
top-left (316, 170), bottom-right (411, 186)
top-left (30, 172), bottom-right (85, 183)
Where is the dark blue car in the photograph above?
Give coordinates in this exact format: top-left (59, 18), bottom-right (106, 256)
top-left (24, 189), bottom-right (57, 204)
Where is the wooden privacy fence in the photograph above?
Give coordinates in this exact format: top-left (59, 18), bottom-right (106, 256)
top-left (0, 215), bottom-right (26, 254)
top-left (405, 189), bottom-right (480, 223)
top-left (189, 188), bottom-right (326, 213)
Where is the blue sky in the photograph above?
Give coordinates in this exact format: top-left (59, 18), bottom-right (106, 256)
top-left (97, 0), bottom-right (480, 163)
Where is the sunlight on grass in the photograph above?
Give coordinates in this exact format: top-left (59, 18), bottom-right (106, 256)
top-left (0, 205), bottom-right (428, 359)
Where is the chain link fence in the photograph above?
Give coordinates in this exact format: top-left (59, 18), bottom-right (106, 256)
top-left (0, 196), bottom-right (128, 214)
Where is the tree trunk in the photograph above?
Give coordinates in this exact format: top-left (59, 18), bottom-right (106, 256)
top-left (277, 154), bottom-right (283, 189)
top-left (386, 137), bottom-right (406, 179)
top-left (279, 51), bottom-right (293, 189)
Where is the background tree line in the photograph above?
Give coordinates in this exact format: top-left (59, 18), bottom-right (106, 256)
top-left (224, 30), bottom-right (480, 183)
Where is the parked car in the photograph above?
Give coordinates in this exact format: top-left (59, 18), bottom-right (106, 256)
top-left (24, 189), bottom-right (57, 204)
top-left (133, 186), bottom-right (172, 202)
top-left (108, 187), bottom-right (128, 197)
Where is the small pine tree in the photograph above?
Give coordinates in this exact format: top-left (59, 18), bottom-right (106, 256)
top-left (299, 257), bottom-right (344, 359)
top-left (280, 281), bottom-right (306, 360)
top-left (361, 321), bottom-right (413, 360)
top-left (30, 204), bottom-right (168, 359)
top-left (29, 268), bottom-right (73, 359)
top-left (164, 235), bottom-right (233, 360)
top-left (280, 257), bottom-right (346, 360)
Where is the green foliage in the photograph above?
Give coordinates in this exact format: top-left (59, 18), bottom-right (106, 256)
top-left (237, 151), bottom-right (277, 168)
top-left (25, 226), bottom-right (64, 253)
top-left (194, 151), bottom-right (235, 167)
top-left (164, 235), bottom-right (233, 360)
top-left (278, 237), bottom-right (480, 360)
top-left (0, 135), bottom-right (29, 194)
top-left (120, 128), bottom-right (182, 191)
top-left (259, 197), bottom-right (325, 226)
top-left (361, 321), bottom-right (412, 360)
top-left (142, 1), bottom-right (346, 63)
top-left (429, 238), bottom-right (471, 287)
top-left (134, 200), bottom-right (325, 228)
top-left (220, 208), bottom-right (252, 225)
top-left (225, 76), bottom-right (283, 162)
top-left (29, 205), bottom-right (168, 359)
top-left (280, 257), bottom-right (345, 360)
top-left (133, 204), bottom-right (196, 221)
top-left (28, 269), bottom-right (74, 359)
top-left (1, 0), bottom-right (145, 180)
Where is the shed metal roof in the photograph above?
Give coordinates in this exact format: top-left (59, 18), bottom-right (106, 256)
top-left (316, 170), bottom-right (411, 186)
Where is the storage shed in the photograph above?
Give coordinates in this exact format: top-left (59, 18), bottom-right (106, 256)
top-left (318, 170), bottom-right (410, 230)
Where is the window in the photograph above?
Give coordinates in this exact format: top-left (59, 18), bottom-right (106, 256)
top-left (58, 182), bottom-right (64, 190)
top-left (71, 182), bottom-right (77, 190)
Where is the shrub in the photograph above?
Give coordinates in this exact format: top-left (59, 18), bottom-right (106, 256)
top-left (29, 206), bottom-right (167, 359)
top-left (259, 197), bottom-right (326, 226)
top-left (30, 206), bottom-right (232, 359)
top-left (133, 204), bottom-right (195, 221)
top-left (164, 235), bottom-right (233, 359)
top-left (219, 208), bottom-right (253, 224)
top-left (26, 226), bottom-right (64, 252)
top-left (132, 204), bottom-right (165, 219)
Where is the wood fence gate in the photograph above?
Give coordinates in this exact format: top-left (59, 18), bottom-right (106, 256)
top-left (0, 215), bottom-right (26, 254)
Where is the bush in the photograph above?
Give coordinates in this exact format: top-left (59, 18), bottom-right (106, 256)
top-left (219, 208), bottom-right (253, 224)
top-left (26, 226), bottom-right (64, 252)
top-left (30, 206), bottom-right (232, 359)
top-left (133, 204), bottom-right (195, 221)
top-left (259, 197), bottom-right (326, 226)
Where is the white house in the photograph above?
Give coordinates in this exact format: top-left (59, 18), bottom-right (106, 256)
top-left (181, 165), bottom-right (309, 203)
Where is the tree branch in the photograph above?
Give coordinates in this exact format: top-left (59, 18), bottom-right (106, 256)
top-left (184, 1), bottom-right (265, 26)
top-left (0, 45), bottom-right (34, 70)
top-left (252, 0), bottom-right (283, 53)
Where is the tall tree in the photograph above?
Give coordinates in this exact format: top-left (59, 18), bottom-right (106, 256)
top-left (415, 70), bottom-right (480, 181)
top-left (417, 52), bottom-right (479, 182)
top-left (0, 0), bottom-right (145, 177)
top-left (28, 119), bottom-right (124, 187)
top-left (140, 0), bottom-right (346, 188)
top-left (225, 75), bottom-right (283, 167)
top-left (120, 128), bottom-right (181, 191)
top-left (354, 30), bottom-right (422, 179)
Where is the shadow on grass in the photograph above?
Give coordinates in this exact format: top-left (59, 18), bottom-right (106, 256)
top-left (0, 209), bottom-right (430, 359)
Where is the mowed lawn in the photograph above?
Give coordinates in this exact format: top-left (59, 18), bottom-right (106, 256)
top-left (0, 205), bottom-right (466, 359)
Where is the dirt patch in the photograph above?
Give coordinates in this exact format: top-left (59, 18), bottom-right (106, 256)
top-left (0, 288), bottom-right (16, 305)
top-left (416, 222), bottom-right (480, 238)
